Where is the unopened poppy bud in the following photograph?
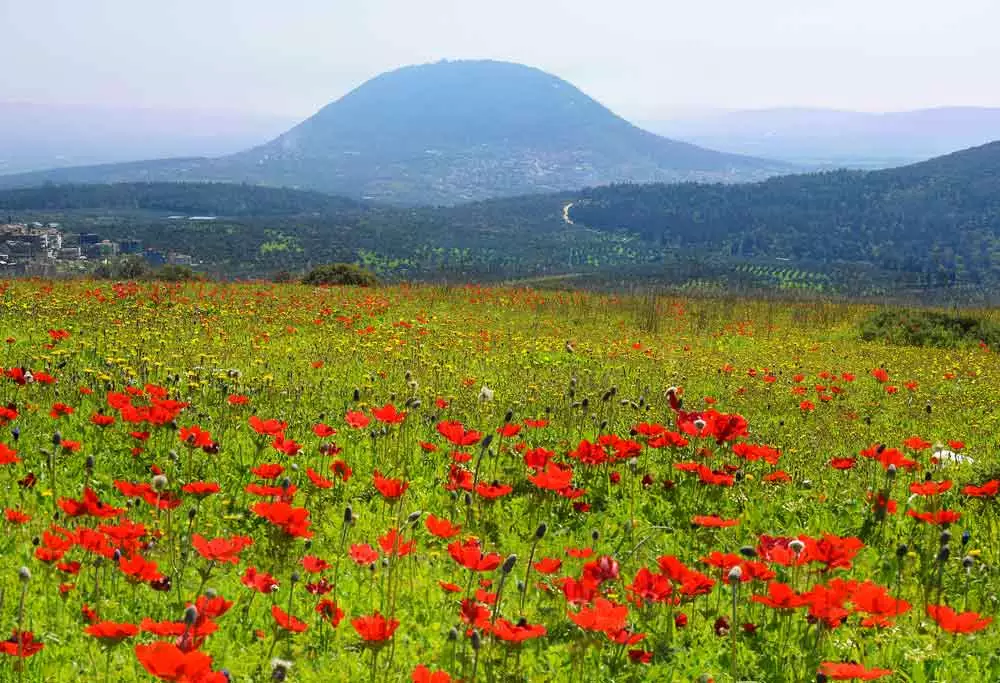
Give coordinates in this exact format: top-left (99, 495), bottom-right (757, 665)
top-left (501, 555), bottom-right (517, 575)
top-left (481, 434), bottom-right (493, 450)
top-left (85, 456), bottom-right (95, 470)
top-left (352, 388), bottom-right (360, 402)
top-left (290, 572), bottom-right (300, 584)
top-left (113, 549), bottom-right (122, 561)
top-left (470, 629), bottom-right (481, 650)
top-left (290, 463), bottom-right (299, 472)
top-left (504, 409), bottom-right (513, 423)
top-left (937, 545), bottom-right (950, 563)
top-left (535, 523), bottom-right (547, 540)
top-left (925, 402), bottom-right (932, 414)
top-left (599, 420), bottom-right (607, 432)
top-left (628, 457), bottom-right (638, 472)
top-left (739, 546), bottom-right (757, 558)
top-left (816, 673), bottom-right (828, 683)
top-left (410, 399), bottom-right (421, 409)
top-left (962, 530), bottom-right (971, 546)
top-left (789, 540), bottom-right (805, 554)
top-left (281, 477), bottom-right (291, 490)
top-left (183, 605), bottom-right (198, 625)
top-left (581, 398), bottom-right (589, 409)
top-left (18, 566), bottom-right (30, 583)
top-left (896, 543), bottom-right (908, 558)
top-left (344, 506), bottom-right (353, 524)
top-left (270, 658), bottom-right (292, 682)
top-left (447, 627), bottom-right (458, 641)
top-left (727, 565), bottom-right (742, 584)
top-left (591, 529), bottom-right (599, 541)
top-left (11, 427), bottom-right (19, 441)
top-left (516, 580), bottom-right (525, 593)
top-left (187, 508), bottom-right (197, 521)
top-left (52, 431), bottom-right (61, 446)
top-left (963, 555), bottom-right (974, 569)
top-left (152, 474), bottom-right (168, 491)
top-left (407, 510), bottom-right (423, 524)
top-left (464, 493), bottom-right (472, 507)
top-left (205, 588), bottom-right (217, 599)
top-left (940, 530), bottom-right (952, 546)
top-left (381, 558), bottom-right (389, 568)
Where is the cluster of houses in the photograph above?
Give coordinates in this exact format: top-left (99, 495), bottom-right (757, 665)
top-left (0, 222), bottom-right (193, 274)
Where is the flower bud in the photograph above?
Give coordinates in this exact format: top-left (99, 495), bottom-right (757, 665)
top-left (152, 474), bottom-right (168, 491)
top-left (183, 605), bottom-right (198, 625)
top-left (501, 555), bottom-right (518, 575)
top-left (727, 565), bottom-right (742, 584)
top-left (535, 523), bottom-right (547, 540)
top-left (18, 566), bottom-right (31, 583)
top-left (789, 540), bottom-right (805, 554)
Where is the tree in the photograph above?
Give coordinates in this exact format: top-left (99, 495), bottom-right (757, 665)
top-left (301, 263), bottom-right (378, 287)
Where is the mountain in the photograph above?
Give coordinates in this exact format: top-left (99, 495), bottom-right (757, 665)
top-left (567, 140), bottom-right (1000, 286)
top-left (0, 102), bottom-right (293, 174)
top-left (0, 61), bottom-right (789, 205)
top-left (642, 107), bottom-right (1000, 168)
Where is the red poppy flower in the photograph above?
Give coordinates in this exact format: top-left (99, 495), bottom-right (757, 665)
top-left (819, 662), bottom-right (893, 680)
top-left (251, 501), bottom-right (313, 538)
top-left (373, 470), bottom-right (409, 500)
top-left (0, 631), bottom-right (44, 658)
top-left (271, 605), bottom-right (308, 633)
top-left (0, 444), bottom-right (20, 466)
top-left (84, 621), bottom-right (139, 643)
top-left (181, 481), bottom-right (220, 496)
top-left (437, 420), bottom-right (482, 446)
top-left (249, 415), bottom-right (287, 436)
top-left (4, 509), bottom-right (30, 524)
top-left (568, 597), bottom-right (628, 633)
top-left (178, 425), bottom-right (214, 449)
top-left (305, 467), bottom-right (333, 489)
top-left (533, 557), bottom-right (562, 574)
top-left (345, 411), bottom-right (371, 429)
top-left (412, 664), bottom-right (452, 683)
top-left (371, 403), bottom-right (406, 424)
top-left (909, 480), bottom-right (952, 496)
top-left (191, 534), bottom-right (253, 564)
top-left (350, 543), bottom-right (379, 566)
top-left (90, 413), bottom-right (115, 427)
top-left (330, 459), bottom-right (353, 481)
top-left (241, 566), bottom-right (279, 593)
top-left (830, 457), bottom-right (856, 470)
top-left (448, 538), bottom-right (501, 572)
top-left (528, 461), bottom-right (574, 491)
top-left (907, 509), bottom-right (961, 525)
top-left (312, 423), bottom-right (336, 438)
top-left (351, 612), bottom-right (400, 642)
top-left (425, 514), bottom-right (462, 539)
top-left (475, 481), bottom-right (513, 499)
top-left (316, 599), bottom-right (344, 626)
top-left (692, 515), bottom-right (739, 528)
top-left (492, 618), bottom-right (547, 642)
top-left (752, 582), bottom-right (807, 610)
top-left (926, 604), bottom-right (992, 633)
top-left (134, 641), bottom-right (225, 681)
top-left (379, 528), bottom-right (416, 557)
top-left (963, 480), bottom-right (999, 497)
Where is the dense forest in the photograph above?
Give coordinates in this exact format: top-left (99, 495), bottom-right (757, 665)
top-left (570, 141), bottom-right (1000, 286)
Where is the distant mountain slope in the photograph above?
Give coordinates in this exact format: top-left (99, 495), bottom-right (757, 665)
top-left (0, 102), bottom-right (292, 174)
top-left (0, 61), bottom-right (789, 205)
top-left (644, 107), bottom-right (1000, 168)
top-left (568, 140), bottom-right (1000, 282)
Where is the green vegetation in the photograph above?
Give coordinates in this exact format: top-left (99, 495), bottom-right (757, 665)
top-left (302, 262), bottom-right (378, 286)
top-left (860, 308), bottom-right (1000, 348)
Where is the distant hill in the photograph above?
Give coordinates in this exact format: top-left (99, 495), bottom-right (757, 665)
top-left (0, 102), bottom-right (292, 174)
top-left (568, 140), bottom-right (1000, 285)
top-left (643, 107), bottom-right (1000, 168)
top-left (0, 61), bottom-right (789, 205)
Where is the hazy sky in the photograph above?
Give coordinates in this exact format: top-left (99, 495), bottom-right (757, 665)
top-left (3, 0), bottom-right (999, 121)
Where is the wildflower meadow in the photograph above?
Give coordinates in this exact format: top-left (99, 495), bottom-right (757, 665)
top-left (0, 280), bottom-right (997, 682)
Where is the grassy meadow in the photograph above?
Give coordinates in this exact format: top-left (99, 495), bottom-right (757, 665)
top-left (0, 280), bottom-right (997, 682)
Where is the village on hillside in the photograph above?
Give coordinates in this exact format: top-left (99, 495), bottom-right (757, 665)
top-left (0, 221), bottom-right (194, 275)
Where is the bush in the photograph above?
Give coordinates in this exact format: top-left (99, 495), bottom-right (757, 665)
top-left (302, 263), bottom-right (377, 287)
top-left (153, 264), bottom-right (199, 282)
top-left (860, 309), bottom-right (1000, 348)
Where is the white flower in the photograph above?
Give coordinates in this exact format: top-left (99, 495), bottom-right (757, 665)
top-left (478, 385), bottom-right (494, 403)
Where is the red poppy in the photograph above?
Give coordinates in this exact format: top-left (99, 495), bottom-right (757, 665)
top-left (378, 528), bottom-right (416, 557)
top-left (345, 411), bottom-right (371, 429)
top-left (568, 597), bottom-right (628, 634)
top-left (963, 480), bottom-right (999, 497)
top-left (425, 514), bottom-right (462, 539)
top-left (752, 582), bottom-right (807, 610)
top-left (251, 501), bottom-right (313, 538)
top-left (191, 534), bottom-right (253, 564)
top-left (692, 515), bottom-right (739, 528)
top-left (533, 557), bottom-right (562, 574)
top-left (412, 664), bottom-right (452, 683)
top-left (475, 481), bottom-right (513, 499)
top-left (0, 444), bottom-right (20, 466)
top-left (84, 621), bottom-right (139, 643)
top-left (373, 470), bottom-right (409, 500)
top-left (492, 618), bottom-right (547, 642)
top-left (316, 599), bottom-right (344, 627)
top-left (371, 403), bottom-right (406, 424)
top-left (528, 461), bottom-right (575, 491)
top-left (351, 612), bottom-right (400, 642)
top-left (819, 662), bottom-right (892, 680)
top-left (437, 420), bottom-right (482, 446)
top-left (909, 480), bottom-right (952, 496)
top-left (497, 423), bottom-right (522, 438)
top-left (181, 481), bottom-right (221, 496)
top-left (448, 538), bottom-right (501, 572)
top-left (241, 566), bottom-right (279, 593)
top-left (134, 641), bottom-right (225, 681)
top-left (0, 631), bottom-right (44, 658)
top-left (312, 423), bottom-right (336, 438)
top-left (907, 509), bottom-right (961, 525)
top-left (926, 604), bottom-right (992, 633)
top-left (249, 415), bottom-right (287, 436)
top-left (350, 543), bottom-right (379, 566)
top-left (271, 605), bottom-right (308, 633)
top-left (830, 457), bottom-right (856, 470)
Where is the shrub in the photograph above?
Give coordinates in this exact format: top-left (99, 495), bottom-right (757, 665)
top-left (153, 264), bottom-right (199, 282)
top-left (302, 263), bottom-right (377, 287)
top-left (860, 309), bottom-right (1000, 348)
